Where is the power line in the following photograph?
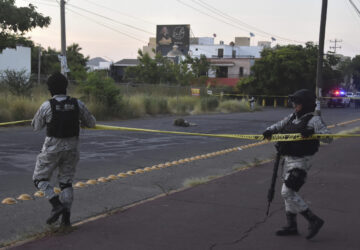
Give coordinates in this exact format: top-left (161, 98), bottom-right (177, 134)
top-left (345, 0), bottom-right (360, 25)
top-left (178, 0), bottom-right (304, 44)
top-left (349, 0), bottom-right (360, 17)
top-left (192, 0), bottom-right (279, 41)
top-left (83, 0), bottom-right (156, 26)
top-left (66, 7), bottom-right (147, 44)
top-left (21, 0), bottom-right (58, 8)
top-left (197, 0), bottom-right (306, 44)
top-left (67, 3), bottom-right (155, 36)
top-left (176, 0), bottom-right (254, 37)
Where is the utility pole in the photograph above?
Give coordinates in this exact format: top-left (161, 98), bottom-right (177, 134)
top-left (329, 39), bottom-right (342, 54)
top-left (60, 0), bottom-right (68, 77)
top-left (37, 45), bottom-right (41, 85)
top-left (315, 0), bottom-right (328, 116)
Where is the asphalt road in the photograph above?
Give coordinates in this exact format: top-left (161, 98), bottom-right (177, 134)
top-left (0, 107), bottom-right (359, 246)
top-left (12, 137), bottom-right (360, 250)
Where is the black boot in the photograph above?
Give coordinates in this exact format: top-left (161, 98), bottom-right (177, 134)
top-left (300, 209), bottom-right (324, 239)
top-left (46, 196), bottom-right (66, 225)
top-left (61, 210), bottom-right (71, 227)
top-left (276, 212), bottom-right (299, 236)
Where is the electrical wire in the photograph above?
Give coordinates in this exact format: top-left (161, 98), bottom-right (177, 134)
top-left (83, 0), bottom-right (156, 26)
top-left (345, 0), bottom-right (360, 25)
top-left (21, 0), bottom-right (58, 7)
top-left (177, 0), bottom-right (304, 44)
top-left (66, 7), bottom-right (148, 44)
top-left (176, 0), bottom-right (256, 37)
top-left (195, 0), bottom-right (305, 44)
top-left (67, 3), bottom-right (155, 36)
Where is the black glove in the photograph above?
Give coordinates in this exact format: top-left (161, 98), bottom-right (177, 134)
top-left (300, 127), bottom-right (314, 138)
top-left (263, 130), bottom-right (273, 140)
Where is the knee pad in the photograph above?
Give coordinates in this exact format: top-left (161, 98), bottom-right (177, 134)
top-left (59, 182), bottom-right (73, 191)
top-left (285, 168), bottom-right (307, 192)
top-left (33, 179), bottom-right (49, 189)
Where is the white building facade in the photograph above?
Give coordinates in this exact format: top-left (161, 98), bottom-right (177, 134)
top-left (0, 46), bottom-right (31, 77)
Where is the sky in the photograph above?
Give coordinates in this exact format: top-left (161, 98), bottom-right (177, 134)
top-left (16, 0), bottom-right (360, 62)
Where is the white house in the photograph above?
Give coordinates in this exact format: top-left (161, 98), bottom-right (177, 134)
top-left (0, 46), bottom-right (31, 77)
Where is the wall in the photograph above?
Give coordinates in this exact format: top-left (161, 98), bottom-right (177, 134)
top-left (0, 46), bottom-right (31, 77)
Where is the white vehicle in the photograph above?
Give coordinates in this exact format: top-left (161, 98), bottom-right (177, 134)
top-left (347, 92), bottom-right (355, 103)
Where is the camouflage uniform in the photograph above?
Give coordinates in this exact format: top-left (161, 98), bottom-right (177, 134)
top-left (32, 95), bottom-right (96, 210)
top-left (266, 112), bottom-right (331, 213)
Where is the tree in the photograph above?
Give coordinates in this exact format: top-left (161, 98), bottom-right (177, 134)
top-left (80, 71), bottom-right (120, 107)
top-left (31, 43), bottom-right (89, 83)
top-left (0, 0), bottom-right (50, 51)
top-left (237, 42), bottom-right (343, 95)
top-left (66, 43), bottom-right (89, 81)
top-left (125, 50), bottom-right (209, 85)
top-left (351, 55), bottom-right (360, 90)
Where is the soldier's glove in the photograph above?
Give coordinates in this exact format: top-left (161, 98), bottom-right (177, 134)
top-left (300, 127), bottom-right (315, 138)
top-left (263, 130), bottom-right (273, 140)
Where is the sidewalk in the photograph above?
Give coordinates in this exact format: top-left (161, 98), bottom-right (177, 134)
top-left (12, 137), bottom-right (360, 250)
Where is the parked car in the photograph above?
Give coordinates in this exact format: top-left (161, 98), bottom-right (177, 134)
top-left (327, 89), bottom-right (350, 108)
top-left (346, 92), bottom-right (355, 102)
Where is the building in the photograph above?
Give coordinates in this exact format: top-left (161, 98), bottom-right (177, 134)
top-left (0, 46), bottom-right (31, 78)
top-left (189, 37), bottom-right (264, 87)
top-left (87, 57), bottom-right (111, 72)
top-left (139, 36), bottom-right (269, 86)
top-left (110, 59), bottom-right (139, 82)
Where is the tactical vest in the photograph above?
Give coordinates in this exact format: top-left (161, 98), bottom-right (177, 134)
top-left (46, 97), bottom-right (80, 138)
top-left (276, 114), bottom-right (319, 157)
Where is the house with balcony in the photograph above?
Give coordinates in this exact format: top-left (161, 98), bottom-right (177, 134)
top-left (189, 37), bottom-right (265, 87)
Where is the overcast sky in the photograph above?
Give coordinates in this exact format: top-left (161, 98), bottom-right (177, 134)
top-left (17, 0), bottom-right (360, 62)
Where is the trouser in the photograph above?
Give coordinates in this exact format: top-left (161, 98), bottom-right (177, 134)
top-left (281, 156), bottom-right (311, 213)
top-left (33, 149), bottom-right (79, 210)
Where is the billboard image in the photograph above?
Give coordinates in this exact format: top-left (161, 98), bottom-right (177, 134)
top-left (156, 24), bottom-right (190, 57)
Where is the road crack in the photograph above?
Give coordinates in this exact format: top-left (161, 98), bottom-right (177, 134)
top-left (209, 207), bottom-right (283, 250)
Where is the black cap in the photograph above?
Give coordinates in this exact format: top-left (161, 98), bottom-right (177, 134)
top-left (289, 89), bottom-right (315, 105)
top-left (47, 72), bottom-right (68, 96)
top-left (289, 89), bottom-right (316, 113)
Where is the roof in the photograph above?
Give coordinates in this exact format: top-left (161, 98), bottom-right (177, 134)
top-left (114, 59), bottom-right (139, 66)
top-left (87, 57), bottom-right (108, 66)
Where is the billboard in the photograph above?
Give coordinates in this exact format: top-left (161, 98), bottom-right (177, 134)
top-left (156, 24), bottom-right (190, 57)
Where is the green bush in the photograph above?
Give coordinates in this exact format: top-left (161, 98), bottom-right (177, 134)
top-left (200, 96), bottom-right (219, 112)
top-left (217, 99), bottom-right (251, 113)
top-left (168, 96), bottom-right (198, 114)
top-left (80, 71), bottom-right (121, 107)
top-left (1, 69), bottom-right (33, 96)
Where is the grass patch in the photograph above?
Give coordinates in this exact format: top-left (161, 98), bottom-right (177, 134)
top-left (0, 84), bottom-right (262, 122)
top-left (168, 96), bottom-right (198, 115)
top-left (217, 99), bottom-right (251, 113)
top-left (183, 176), bottom-right (218, 188)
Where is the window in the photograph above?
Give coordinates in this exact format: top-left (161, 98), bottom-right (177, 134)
top-left (232, 50), bottom-right (236, 58)
top-left (216, 66), bottom-right (228, 78)
top-left (239, 67), bottom-right (244, 77)
top-left (218, 48), bottom-right (224, 58)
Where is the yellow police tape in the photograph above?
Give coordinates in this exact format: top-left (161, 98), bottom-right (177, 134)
top-left (93, 124), bottom-right (360, 142)
top-left (0, 120), bottom-right (32, 126)
top-left (1, 119), bottom-right (360, 141)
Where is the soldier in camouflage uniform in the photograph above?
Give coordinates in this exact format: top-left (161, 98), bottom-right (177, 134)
top-left (263, 89), bottom-right (331, 239)
top-left (32, 72), bottom-right (96, 226)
